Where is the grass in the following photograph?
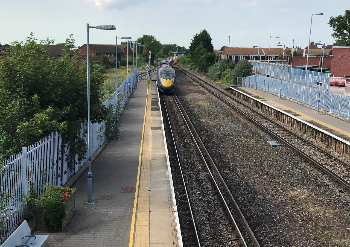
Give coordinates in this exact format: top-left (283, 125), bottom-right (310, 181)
top-left (101, 63), bottom-right (152, 102)
top-left (101, 66), bottom-right (133, 102)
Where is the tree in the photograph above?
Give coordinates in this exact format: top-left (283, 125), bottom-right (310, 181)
top-left (189, 29), bottom-right (214, 55)
top-left (292, 50), bottom-right (302, 57)
top-left (137, 35), bottom-right (162, 65)
top-left (189, 30), bottom-right (216, 72)
top-left (329, 10), bottom-right (350, 46)
top-left (220, 46), bottom-right (227, 51)
top-left (0, 34), bottom-right (106, 160)
top-left (232, 59), bottom-right (253, 85)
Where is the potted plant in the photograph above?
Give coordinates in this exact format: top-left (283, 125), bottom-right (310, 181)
top-left (34, 185), bottom-right (76, 232)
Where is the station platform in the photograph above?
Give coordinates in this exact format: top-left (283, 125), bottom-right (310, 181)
top-left (241, 86), bottom-right (350, 142)
top-left (38, 80), bottom-right (180, 247)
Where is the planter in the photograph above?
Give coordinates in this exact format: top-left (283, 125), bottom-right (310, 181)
top-left (36, 193), bottom-right (75, 231)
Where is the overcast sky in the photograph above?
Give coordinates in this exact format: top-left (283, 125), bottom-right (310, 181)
top-left (1, 0), bottom-right (349, 50)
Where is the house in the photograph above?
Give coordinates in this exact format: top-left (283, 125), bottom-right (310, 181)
top-left (76, 44), bottom-right (125, 59)
top-left (0, 44), bottom-right (11, 57)
top-left (303, 42), bottom-right (332, 57)
top-left (117, 44), bottom-right (134, 58)
top-left (49, 45), bottom-right (65, 59)
top-left (214, 50), bottom-right (223, 56)
top-left (221, 47), bottom-right (283, 62)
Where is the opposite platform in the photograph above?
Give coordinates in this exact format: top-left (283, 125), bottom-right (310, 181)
top-left (241, 86), bottom-right (350, 142)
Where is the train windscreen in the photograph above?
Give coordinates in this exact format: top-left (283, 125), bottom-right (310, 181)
top-left (160, 73), bottom-right (174, 79)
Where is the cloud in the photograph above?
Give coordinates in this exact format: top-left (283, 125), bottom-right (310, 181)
top-left (90, 0), bottom-right (151, 10)
top-left (248, 1), bottom-right (257, 6)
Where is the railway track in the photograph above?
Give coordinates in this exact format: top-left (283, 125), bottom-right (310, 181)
top-left (176, 66), bottom-right (350, 192)
top-left (161, 93), bottom-right (260, 246)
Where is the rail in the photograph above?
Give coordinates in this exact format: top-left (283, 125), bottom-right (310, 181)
top-left (172, 92), bottom-right (260, 247)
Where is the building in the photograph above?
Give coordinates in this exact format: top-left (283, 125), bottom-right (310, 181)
top-left (221, 47), bottom-right (283, 62)
top-left (330, 46), bottom-right (350, 77)
top-left (75, 44), bottom-right (126, 59)
top-left (49, 45), bottom-right (65, 59)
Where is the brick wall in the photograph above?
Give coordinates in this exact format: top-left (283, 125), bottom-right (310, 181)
top-left (291, 57), bottom-right (332, 71)
top-left (291, 57), bottom-right (320, 68)
top-left (322, 57), bottom-right (332, 70)
top-left (331, 47), bottom-right (350, 77)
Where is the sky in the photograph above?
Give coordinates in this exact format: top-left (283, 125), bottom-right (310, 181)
top-left (1, 0), bottom-right (349, 50)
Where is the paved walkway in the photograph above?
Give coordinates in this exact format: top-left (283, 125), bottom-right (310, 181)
top-left (39, 81), bottom-right (148, 247)
top-left (241, 86), bottom-right (350, 142)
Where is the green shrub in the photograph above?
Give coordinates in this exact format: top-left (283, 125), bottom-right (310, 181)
top-left (232, 59), bottom-right (253, 85)
top-left (43, 197), bottom-right (66, 231)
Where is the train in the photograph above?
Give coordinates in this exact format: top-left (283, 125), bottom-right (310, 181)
top-left (157, 59), bottom-right (176, 94)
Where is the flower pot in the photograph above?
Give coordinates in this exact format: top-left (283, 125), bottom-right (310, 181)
top-left (36, 193), bottom-right (75, 231)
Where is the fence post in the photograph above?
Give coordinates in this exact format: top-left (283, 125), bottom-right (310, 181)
top-left (330, 93), bottom-right (333, 114)
top-left (21, 147), bottom-right (28, 198)
top-left (338, 95), bottom-right (342, 117)
top-left (347, 100), bottom-right (350, 120)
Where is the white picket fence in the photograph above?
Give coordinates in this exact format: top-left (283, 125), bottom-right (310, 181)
top-left (0, 69), bottom-right (139, 242)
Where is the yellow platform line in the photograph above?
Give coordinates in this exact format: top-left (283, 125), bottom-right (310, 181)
top-left (241, 88), bottom-right (350, 139)
top-left (129, 82), bottom-right (149, 247)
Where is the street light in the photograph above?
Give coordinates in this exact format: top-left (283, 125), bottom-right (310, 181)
top-left (116, 36), bottom-right (118, 91)
top-left (228, 35), bottom-right (231, 47)
top-left (136, 43), bottom-right (143, 71)
top-left (121, 37), bottom-right (132, 76)
top-left (315, 42), bottom-right (325, 73)
top-left (276, 42), bottom-right (285, 60)
top-left (306, 13), bottom-right (323, 72)
top-left (269, 36), bottom-right (280, 61)
top-left (86, 23), bottom-right (115, 204)
top-left (253, 46), bottom-right (261, 60)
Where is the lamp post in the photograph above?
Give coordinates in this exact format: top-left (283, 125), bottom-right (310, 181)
top-left (269, 36), bottom-right (280, 61)
top-left (306, 13), bottom-right (323, 72)
top-left (228, 35), bottom-right (231, 47)
top-left (116, 36), bottom-right (118, 91)
top-left (291, 39), bottom-right (295, 68)
top-left (136, 43), bottom-right (143, 70)
top-left (149, 51), bottom-right (151, 67)
top-left (86, 23), bottom-right (115, 204)
top-left (253, 46), bottom-right (261, 60)
top-left (276, 42), bottom-right (285, 60)
top-left (315, 42), bottom-right (325, 73)
top-left (121, 37), bottom-right (132, 76)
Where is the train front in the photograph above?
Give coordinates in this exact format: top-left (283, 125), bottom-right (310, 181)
top-left (158, 67), bottom-right (175, 94)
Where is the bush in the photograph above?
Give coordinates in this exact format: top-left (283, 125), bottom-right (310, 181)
top-left (179, 55), bottom-right (192, 67)
top-left (0, 34), bottom-right (106, 161)
top-left (43, 197), bottom-right (66, 231)
top-left (206, 61), bottom-right (221, 81)
top-left (232, 59), bottom-right (253, 85)
top-left (120, 58), bottom-right (127, 66)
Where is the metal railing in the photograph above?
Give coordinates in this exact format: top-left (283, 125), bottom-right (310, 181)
top-left (243, 75), bottom-right (350, 119)
top-left (251, 62), bottom-right (330, 90)
top-left (0, 69), bottom-right (139, 242)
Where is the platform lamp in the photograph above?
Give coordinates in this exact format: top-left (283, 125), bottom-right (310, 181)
top-left (269, 36), bottom-right (280, 61)
top-left (253, 46), bottom-right (261, 60)
top-left (306, 13), bottom-right (323, 73)
top-left (276, 42), bottom-right (285, 61)
top-left (121, 37), bottom-right (132, 76)
top-left (136, 43), bottom-right (143, 72)
top-left (315, 42), bottom-right (325, 73)
top-left (86, 23), bottom-right (116, 204)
